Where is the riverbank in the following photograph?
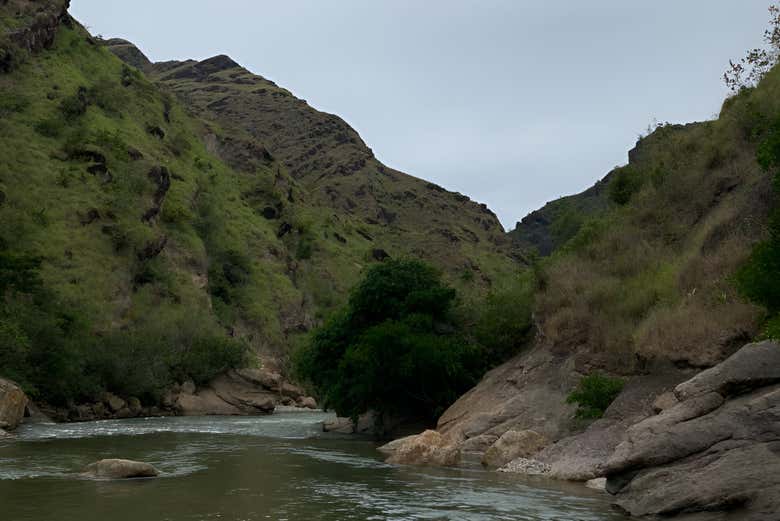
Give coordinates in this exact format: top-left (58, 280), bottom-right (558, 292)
top-left (0, 367), bottom-right (318, 428)
top-left (376, 341), bottom-right (780, 520)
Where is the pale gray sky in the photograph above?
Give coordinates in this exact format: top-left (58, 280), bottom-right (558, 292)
top-left (70, 1), bottom-right (770, 229)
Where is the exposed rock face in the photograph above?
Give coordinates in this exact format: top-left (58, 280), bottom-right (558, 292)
top-left (167, 369), bottom-right (318, 416)
top-left (436, 345), bottom-right (580, 444)
top-left (605, 341), bottom-right (780, 520)
top-left (0, 378), bottom-right (28, 431)
top-left (82, 459), bottom-right (159, 479)
top-left (481, 429), bottom-right (548, 469)
top-left (378, 430), bottom-right (461, 466)
top-left (170, 370), bottom-right (275, 416)
top-left (2, 0), bottom-right (70, 69)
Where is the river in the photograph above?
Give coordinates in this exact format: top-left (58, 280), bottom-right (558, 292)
top-left (0, 411), bottom-right (626, 521)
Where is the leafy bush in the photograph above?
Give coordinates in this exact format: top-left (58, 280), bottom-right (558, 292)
top-left (59, 86), bottom-right (90, 119)
top-left (92, 322), bottom-right (250, 403)
top-left (608, 166), bottom-right (644, 205)
top-left (294, 259), bottom-right (481, 424)
top-left (566, 373), bottom-right (625, 419)
top-left (474, 271), bottom-right (535, 361)
top-left (736, 117), bottom-right (780, 338)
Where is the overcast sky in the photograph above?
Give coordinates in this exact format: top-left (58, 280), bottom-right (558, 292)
top-left (70, 1), bottom-right (770, 229)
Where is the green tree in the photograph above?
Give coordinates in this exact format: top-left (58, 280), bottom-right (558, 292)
top-left (294, 259), bottom-right (481, 425)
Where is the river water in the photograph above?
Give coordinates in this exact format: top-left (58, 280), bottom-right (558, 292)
top-left (0, 411), bottom-right (626, 521)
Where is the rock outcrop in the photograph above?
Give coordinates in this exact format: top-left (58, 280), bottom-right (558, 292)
top-left (481, 429), bottom-right (548, 469)
top-left (82, 459), bottom-right (159, 479)
top-left (426, 343), bottom-right (688, 473)
top-left (0, 378), bottom-right (28, 431)
top-left (378, 430), bottom-right (461, 466)
top-left (166, 369), bottom-right (317, 416)
top-left (604, 341), bottom-right (780, 520)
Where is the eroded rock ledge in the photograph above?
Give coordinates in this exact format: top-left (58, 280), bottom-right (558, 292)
top-left (379, 341), bottom-right (780, 520)
top-left (604, 341), bottom-right (780, 520)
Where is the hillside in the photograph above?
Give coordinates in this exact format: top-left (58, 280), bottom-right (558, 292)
top-left (386, 41), bottom-right (780, 520)
top-left (0, 0), bottom-right (517, 405)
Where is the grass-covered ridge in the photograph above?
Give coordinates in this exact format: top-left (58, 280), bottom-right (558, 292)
top-left (516, 68), bottom-right (780, 371)
top-left (0, 2), bottom-right (522, 406)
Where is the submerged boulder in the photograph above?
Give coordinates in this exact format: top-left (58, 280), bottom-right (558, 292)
top-left (82, 459), bottom-right (159, 479)
top-left (0, 378), bottom-right (28, 431)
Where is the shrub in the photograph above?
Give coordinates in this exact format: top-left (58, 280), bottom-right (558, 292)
top-left (474, 271), bottom-right (535, 361)
top-left (34, 118), bottom-right (64, 138)
top-left (294, 259), bottom-right (481, 425)
top-left (608, 166), bottom-right (644, 205)
top-left (59, 86), bottom-right (90, 119)
top-left (566, 373), bottom-right (625, 419)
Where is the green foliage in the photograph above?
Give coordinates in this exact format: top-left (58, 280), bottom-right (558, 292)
top-left (608, 166), bottom-right (644, 205)
top-left (0, 240), bottom-right (248, 405)
top-left (736, 116), bottom-right (780, 337)
top-left (474, 271), bottom-right (535, 361)
top-left (294, 259), bottom-right (480, 423)
top-left (566, 373), bottom-right (625, 419)
top-left (91, 319), bottom-right (249, 403)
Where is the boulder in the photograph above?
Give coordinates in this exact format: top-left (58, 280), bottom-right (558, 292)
top-left (323, 417), bottom-right (354, 434)
top-left (82, 459), bottom-right (159, 479)
top-left (180, 380), bottom-right (196, 395)
top-left (379, 430), bottom-right (461, 467)
top-left (102, 392), bottom-right (126, 413)
top-left (0, 428), bottom-right (10, 438)
top-left (127, 397), bottom-right (142, 415)
top-left (210, 372), bottom-right (275, 414)
top-left (234, 368), bottom-right (282, 392)
top-left (280, 382), bottom-right (304, 400)
top-left (175, 389), bottom-right (242, 416)
top-left (481, 429), bottom-right (548, 469)
top-left (297, 396), bottom-right (317, 409)
top-left (604, 342), bottom-right (780, 520)
top-left (585, 477), bottom-right (607, 491)
top-left (0, 378), bottom-right (28, 431)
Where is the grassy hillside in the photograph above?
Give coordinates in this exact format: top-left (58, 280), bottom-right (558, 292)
top-left (518, 71), bottom-right (780, 371)
top-left (0, 1), bottom-right (520, 404)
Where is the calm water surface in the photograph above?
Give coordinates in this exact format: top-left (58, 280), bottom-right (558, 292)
top-left (0, 411), bottom-right (626, 521)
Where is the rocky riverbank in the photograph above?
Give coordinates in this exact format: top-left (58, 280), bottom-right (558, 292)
top-left (378, 341), bottom-right (780, 520)
top-left (0, 368), bottom-right (318, 428)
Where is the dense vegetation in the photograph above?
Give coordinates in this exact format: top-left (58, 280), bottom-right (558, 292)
top-left (0, 240), bottom-right (248, 404)
top-left (0, 1), bottom-right (520, 411)
top-left (735, 111), bottom-right (780, 338)
top-left (295, 259), bottom-right (488, 425)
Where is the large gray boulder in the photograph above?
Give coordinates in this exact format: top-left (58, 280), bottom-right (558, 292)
top-left (82, 459), bottom-right (159, 479)
top-left (605, 341), bottom-right (780, 520)
top-left (0, 378), bottom-right (28, 431)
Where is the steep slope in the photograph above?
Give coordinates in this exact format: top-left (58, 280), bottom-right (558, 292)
top-left (0, 0), bottom-right (518, 407)
top-left (388, 58), bottom-right (780, 495)
top-left (104, 40), bottom-right (516, 283)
